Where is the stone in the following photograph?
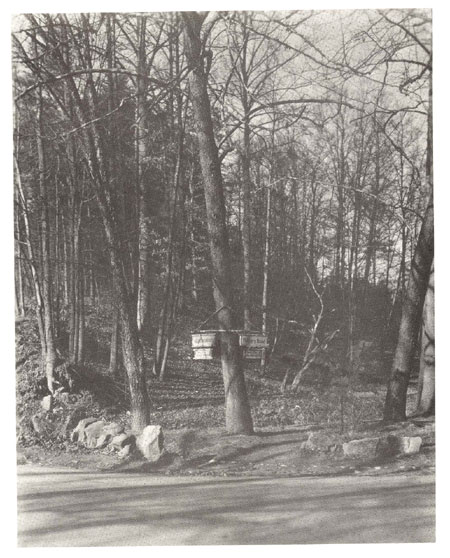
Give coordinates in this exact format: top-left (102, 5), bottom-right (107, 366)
top-left (95, 433), bottom-right (112, 449)
top-left (110, 432), bottom-right (135, 450)
top-left (58, 392), bottom-right (70, 403)
top-left (397, 436), bottom-right (422, 455)
top-left (390, 435), bottom-right (422, 456)
top-left (376, 435), bottom-right (422, 457)
top-left (62, 409), bottom-right (87, 438)
top-left (136, 425), bottom-right (164, 462)
top-left (17, 452), bottom-right (28, 465)
top-left (118, 444), bottom-right (132, 459)
top-left (31, 414), bottom-right (47, 436)
top-left (103, 422), bottom-right (124, 437)
top-left (41, 395), bottom-right (53, 412)
top-left (301, 431), bottom-right (337, 452)
top-left (71, 417), bottom-right (99, 442)
top-left (83, 420), bottom-right (106, 449)
top-left (342, 437), bottom-right (380, 459)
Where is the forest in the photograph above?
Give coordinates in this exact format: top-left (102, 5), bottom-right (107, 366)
top-left (13, 10), bottom-right (433, 460)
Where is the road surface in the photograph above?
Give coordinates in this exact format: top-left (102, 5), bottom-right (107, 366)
top-left (17, 465), bottom-right (435, 546)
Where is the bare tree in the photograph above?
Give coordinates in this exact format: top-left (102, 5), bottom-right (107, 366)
top-left (182, 11), bottom-right (254, 434)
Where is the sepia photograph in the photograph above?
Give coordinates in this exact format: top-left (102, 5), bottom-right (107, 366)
top-left (11, 2), bottom-right (437, 547)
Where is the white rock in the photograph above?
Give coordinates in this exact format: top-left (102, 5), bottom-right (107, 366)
top-left (342, 437), bottom-right (380, 458)
top-left (136, 425), bottom-right (164, 462)
top-left (41, 395), bottom-right (53, 412)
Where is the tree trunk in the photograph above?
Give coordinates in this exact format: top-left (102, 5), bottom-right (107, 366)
top-left (240, 23), bottom-right (252, 330)
top-left (77, 254), bottom-right (85, 364)
top-left (136, 15), bottom-right (152, 333)
top-left (383, 192), bottom-right (433, 421)
top-left (15, 189), bottom-right (25, 317)
top-left (183, 12), bottom-right (253, 434)
top-left (260, 185), bottom-right (272, 374)
top-left (109, 303), bottom-right (121, 377)
top-left (36, 88), bottom-right (56, 393)
top-left (384, 65), bottom-right (433, 422)
top-left (413, 260), bottom-right (434, 416)
top-left (188, 166), bottom-right (198, 302)
top-left (15, 156), bottom-right (47, 371)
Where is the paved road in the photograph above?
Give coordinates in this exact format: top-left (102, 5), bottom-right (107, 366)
top-left (17, 465), bottom-right (435, 546)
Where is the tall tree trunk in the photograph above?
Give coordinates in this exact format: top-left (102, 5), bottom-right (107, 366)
top-left (413, 260), bottom-right (434, 416)
top-left (77, 245), bottom-right (85, 364)
top-left (109, 303), bottom-right (121, 376)
top-left (240, 19), bottom-right (252, 330)
top-left (188, 166), bottom-right (198, 302)
top-left (335, 121), bottom-right (346, 286)
top-left (308, 176), bottom-right (318, 282)
top-left (15, 156), bottom-right (47, 367)
top-left (384, 67), bottom-right (433, 422)
top-left (183, 12), bottom-right (253, 434)
top-left (383, 193), bottom-right (433, 420)
top-left (136, 15), bottom-right (152, 332)
top-left (15, 189), bottom-right (25, 317)
top-left (260, 184), bottom-right (272, 374)
top-left (36, 88), bottom-right (56, 393)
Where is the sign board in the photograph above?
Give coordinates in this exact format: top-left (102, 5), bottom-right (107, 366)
top-left (239, 333), bottom-right (269, 349)
top-left (243, 347), bottom-right (265, 360)
top-left (191, 332), bottom-right (218, 349)
top-left (193, 348), bottom-right (215, 360)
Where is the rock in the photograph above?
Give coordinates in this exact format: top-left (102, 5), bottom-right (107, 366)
top-left (57, 392), bottom-right (70, 404)
top-left (62, 409), bottom-right (86, 438)
top-left (136, 425), bottom-right (164, 462)
top-left (83, 420), bottom-right (106, 449)
top-left (17, 452), bottom-right (28, 465)
top-left (377, 435), bottom-right (422, 456)
top-left (70, 417), bottom-right (99, 443)
top-left (103, 422), bottom-right (124, 437)
top-left (342, 437), bottom-right (380, 459)
top-left (31, 414), bottom-right (47, 436)
top-left (118, 444), bottom-right (132, 459)
top-left (41, 395), bottom-right (53, 412)
top-left (397, 436), bottom-right (422, 455)
top-left (110, 432), bottom-right (135, 450)
top-left (95, 433), bottom-right (112, 449)
top-left (301, 431), bottom-right (337, 452)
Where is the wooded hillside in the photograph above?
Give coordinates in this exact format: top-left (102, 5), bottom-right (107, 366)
top-left (13, 10), bottom-right (433, 436)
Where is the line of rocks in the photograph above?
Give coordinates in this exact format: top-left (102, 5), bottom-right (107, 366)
top-left (71, 418), bottom-right (164, 462)
top-left (300, 430), bottom-right (426, 458)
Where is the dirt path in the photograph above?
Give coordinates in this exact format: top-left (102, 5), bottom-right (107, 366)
top-left (17, 465), bottom-right (435, 546)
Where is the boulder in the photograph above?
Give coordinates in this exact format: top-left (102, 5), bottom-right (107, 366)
top-left (377, 435), bottom-right (422, 457)
top-left (62, 409), bottom-right (86, 438)
top-left (343, 435), bottom-right (423, 460)
top-left (136, 425), bottom-right (164, 462)
top-left (17, 452), bottom-right (28, 465)
top-left (70, 417), bottom-right (99, 443)
top-left (95, 433), bottom-right (112, 449)
top-left (110, 432), bottom-right (135, 450)
top-left (31, 414), bottom-right (54, 437)
top-left (41, 395), bottom-right (53, 412)
top-left (118, 444), bottom-right (132, 459)
top-left (31, 414), bottom-right (45, 435)
top-left (342, 437), bottom-right (380, 459)
top-left (83, 420), bottom-right (106, 449)
top-left (301, 431), bottom-right (337, 452)
top-left (398, 436), bottom-right (422, 454)
top-left (103, 422), bottom-right (124, 437)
